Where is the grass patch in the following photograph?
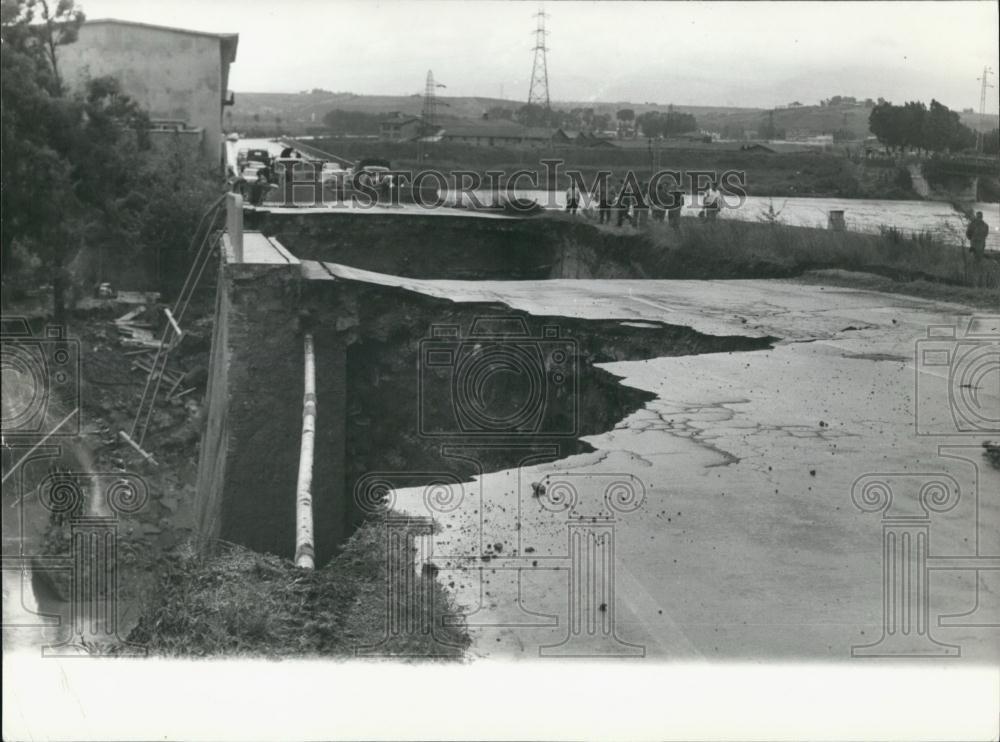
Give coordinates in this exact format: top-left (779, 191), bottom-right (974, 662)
top-left (125, 516), bottom-right (470, 659)
top-left (626, 217), bottom-right (1000, 292)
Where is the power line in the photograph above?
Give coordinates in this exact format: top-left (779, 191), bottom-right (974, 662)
top-left (527, 8), bottom-right (550, 108)
top-left (976, 66), bottom-right (994, 153)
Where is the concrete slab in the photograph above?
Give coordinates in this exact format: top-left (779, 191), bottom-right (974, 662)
top-left (230, 232), bottom-right (300, 265)
top-left (319, 268), bottom-right (999, 662)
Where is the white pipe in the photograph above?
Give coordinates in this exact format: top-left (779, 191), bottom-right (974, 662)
top-left (295, 332), bottom-right (316, 568)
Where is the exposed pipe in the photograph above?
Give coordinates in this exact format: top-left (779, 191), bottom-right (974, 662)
top-left (295, 332), bottom-right (317, 568)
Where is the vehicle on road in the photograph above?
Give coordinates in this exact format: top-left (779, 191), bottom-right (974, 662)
top-left (246, 149), bottom-right (272, 168)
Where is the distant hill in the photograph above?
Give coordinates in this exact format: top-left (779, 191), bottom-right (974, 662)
top-left (228, 91), bottom-right (999, 139)
top-left (229, 91), bottom-right (512, 128)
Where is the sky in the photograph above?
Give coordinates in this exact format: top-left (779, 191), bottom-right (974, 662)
top-left (76, 0), bottom-right (999, 112)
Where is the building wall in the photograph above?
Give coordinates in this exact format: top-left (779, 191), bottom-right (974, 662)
top-left (58, 23), bottom-right (230, 165)
top-left (442, 134), bottom-right (553, 147)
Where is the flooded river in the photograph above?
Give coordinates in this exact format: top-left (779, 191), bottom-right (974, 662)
top-left (449, 188), bottom-right (1000, 251)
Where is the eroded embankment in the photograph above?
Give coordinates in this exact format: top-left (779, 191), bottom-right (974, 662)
top-left (247, 208), bottom-right (993, 287)
top-left (246, 209), bottom-right (704, 280)
top-left (220, 280), bottom-right (771, 563)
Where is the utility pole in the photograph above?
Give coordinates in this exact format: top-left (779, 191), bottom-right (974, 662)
top-left (976, 66), bottom-right (994, 153)
top-left (527, 8), bottom-right (551, 109)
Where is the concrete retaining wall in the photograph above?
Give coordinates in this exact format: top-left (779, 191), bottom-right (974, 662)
top-left (195, 250), bottom-right (312, 558)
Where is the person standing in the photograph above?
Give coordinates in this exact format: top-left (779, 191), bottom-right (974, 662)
top-left (615, 179), bottom-right (630, 227)
top-left (667, 190), bottom-right (685, 229)
top-left (565, 181), bottom-right (579, 215)
top-left (633, 180), bottom-right (652, 227)
top-left (248, 171), bottom-right (273, 206)
top-left (966, 211), bottom-right (990, 285)
top-left (703, 182), bottom-right (721, 222)
top-left (597, 178), bottom-right (612, 225)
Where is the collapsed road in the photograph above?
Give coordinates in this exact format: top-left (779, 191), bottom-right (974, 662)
top-left (198, 221), bottom-right (999, 661)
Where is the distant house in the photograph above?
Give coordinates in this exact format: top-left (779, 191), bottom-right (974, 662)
top-left (440, 123), bottom-right (554, 147)
top-left (552, 129), bottom-right (614, 148)
top-left (380, 112), bottom-right (422, 141)
top-left (57, 19), bottom-right (239, 168)
top-left (520, 127), bottom-right (557, 146)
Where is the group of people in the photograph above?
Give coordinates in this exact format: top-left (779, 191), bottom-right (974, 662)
top-left (565, 179), bottom-right (723, 228)
top-left (229, 169), bottom-right (276, 206)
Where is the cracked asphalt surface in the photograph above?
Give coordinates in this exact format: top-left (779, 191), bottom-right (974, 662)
top-left (380, 276), bottom-right (999, 661)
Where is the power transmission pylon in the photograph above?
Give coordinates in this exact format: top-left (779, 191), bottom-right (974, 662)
top-left (527, 9), bottom-right (550, 108)
top-left (422, 70), bottom-right (446, 136)
top-left (976, 66), bottom-right (994, 153)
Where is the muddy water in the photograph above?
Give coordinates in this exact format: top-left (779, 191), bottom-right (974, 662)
top-left (446, 188), bottom-right (1000, 251)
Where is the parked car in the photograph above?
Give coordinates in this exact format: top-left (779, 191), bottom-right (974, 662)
top-left (246, 149), bottom-right (272, 167)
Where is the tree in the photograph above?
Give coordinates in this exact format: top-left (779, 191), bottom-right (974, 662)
top-left (869, 100), bottom-right (906, 152)
top-left (516, 102), bottom-right (564, 128)
top-left (615, 108), bottom-right (635, 136)
top-left (983, 128), bottom-right (1000, 156)
top-left (899, 101), bottom-right (927, 151)
top-left (922, 99), bottom-right (958, 152)
top-left (636, 111), bottom-right (698, 139)
top-left (37, 0), bottom-right (84, 90)
top-left (2, 0), bottom-right (218, 311)
top-left (869, 98), bottom-right (975, 154)
top-left (1, 0), bottom-right (84, 278)
top-left (592, 112), bottom-right (612, 132)
top-left (485, 106), bottom-right (515, 122)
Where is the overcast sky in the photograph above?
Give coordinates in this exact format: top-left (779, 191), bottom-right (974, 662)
top-left (77, 0), bottom-right (999, 112)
